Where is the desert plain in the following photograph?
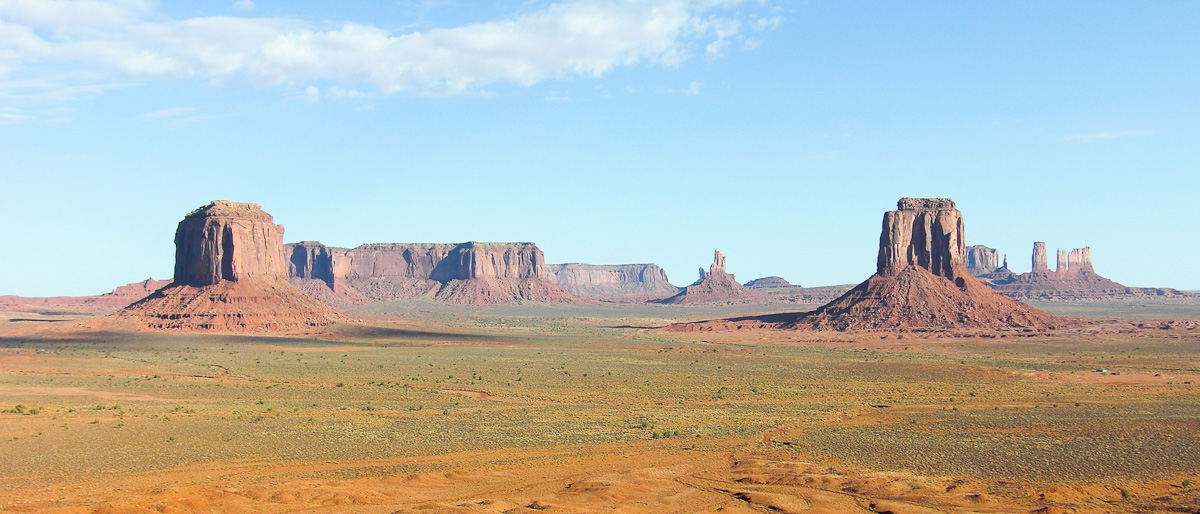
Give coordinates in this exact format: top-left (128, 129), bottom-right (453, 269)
top-left (1, 300), bottom-right (1198, 514)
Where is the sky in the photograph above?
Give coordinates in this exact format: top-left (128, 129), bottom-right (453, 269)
top-left (1, 0), bottom-right (1198, 296)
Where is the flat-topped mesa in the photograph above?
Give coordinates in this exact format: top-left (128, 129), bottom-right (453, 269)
top-left (439, 242), bottom-right (547, 280)
top-left (281, 241), bottom-right (575, 305)
top-left (876, 197), bottom-right (965, 280)
top-left (1057, 250), bottom-right (1069, 275)
top-left (965, 245), bottom-right (1001, 276)
top-left (174, 201), bottom-right (287, 287)
top-left (545, 263), bottom-right (677, 297)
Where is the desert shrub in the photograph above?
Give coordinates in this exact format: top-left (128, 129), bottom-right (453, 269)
top-left (1121, 489), bottom-right (1132, 500)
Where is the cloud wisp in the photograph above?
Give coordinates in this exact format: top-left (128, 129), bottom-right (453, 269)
top-left (0, 0), bottom-right (778, 109)
top-left (1071, 130), bottom-right (1155, 144)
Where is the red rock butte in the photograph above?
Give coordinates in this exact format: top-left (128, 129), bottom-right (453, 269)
top-left (658, 250), bottom-right (767, 305)
top-left (800, 197), bottom-right (1058, 330)
top-left (119, 201), bottom-right (343, 332)
top-left (666, 198), bottom-right (1063, 332)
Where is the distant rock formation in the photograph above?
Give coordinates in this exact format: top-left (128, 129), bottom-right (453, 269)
top-left (965, 245), bottom-right (1001, 276)
top-left (120, 201), bottom-right (343, 331)
top-left (796, 198), bottom-right (1057, 330)
top-left (545, 263), bottom-right (678, 297)
top-left (743, 276), bottom-right (795, 289)
top-left (979, 242), bottom-right (1186, 300)
top-left (742, 276), bottom-right (853, 305)
top-left (1032, 242), bottom-right (1049, 274)
top-left (0, 278), bottom-right (171, 315)
top-left (657, 251), bottom-right (768, 305)
top-left (282, 241), bottom-right (576, 306)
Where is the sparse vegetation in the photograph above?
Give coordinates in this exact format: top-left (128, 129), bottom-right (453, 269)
top-left (0, 303), bottom-right (1197, 511)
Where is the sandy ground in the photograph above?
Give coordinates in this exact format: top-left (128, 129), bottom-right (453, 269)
top-left (1, 307), bottom-right (1198, 513)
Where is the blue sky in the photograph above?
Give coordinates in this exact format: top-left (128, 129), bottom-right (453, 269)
top-left (2, 0), bottom-right (1198, 296)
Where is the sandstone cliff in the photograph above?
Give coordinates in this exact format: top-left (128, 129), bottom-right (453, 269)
top-left (658, 251), bottom-right (767, 305)
top-left (282, 241), bottom-right (576, 306)
top-left (120, 201), bottom-right (343, 332)
top-left (173, 201), bottom-right (287, 286)
top-left (545, 263), bottom-right (678, 297)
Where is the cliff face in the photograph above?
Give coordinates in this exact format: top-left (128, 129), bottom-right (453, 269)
top-left (800, 198), bottom-right (1057, 330)
top-left (282, 241), bottom-right (575, 306)
top-left (965, 245), bottom-right (1001, 276)
top-left (121, 201), bottom-right (343, 332)
top-left (658, 251), bottom-right (767, 305)
top-left (876, 198), bottom-right (965, 281)
top-left (173, 201), bottom-right (287, 287)
top-left (545, 263), bottom-right (677, 297)
top-left (288, 241), bottom-right (338, 288)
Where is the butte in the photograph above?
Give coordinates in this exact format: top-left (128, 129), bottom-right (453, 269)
top-left (669, 198), bottom-right (1063, 332)
top-left (119, 201), bottom-right (344, 332)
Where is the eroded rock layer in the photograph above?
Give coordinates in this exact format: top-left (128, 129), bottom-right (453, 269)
top-left (120, 201), bottom-right (343, 332)
top-left (658, 251), bottom-right (767, 305)
top-left (283, 241), bottom-right (576, 306)
top-left (546, 263), bottom-right (678, 297)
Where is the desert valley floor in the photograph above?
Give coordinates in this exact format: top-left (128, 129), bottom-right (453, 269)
top-left (1, 300), bottom-right (1198, 514)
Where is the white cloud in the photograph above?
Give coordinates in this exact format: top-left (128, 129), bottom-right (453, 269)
top-left (1071, 130), bottom-right (1155, 143)
top-left (682, 81), bottom-right (701, 95)
top-left (751, 15), bottom-right (783, 31)
top-left (144, 106), bottom-right (195, 119)
top-left (232, 0), bottom-right (255, 11)
top-left (0, 0), bottom-right (772, 104)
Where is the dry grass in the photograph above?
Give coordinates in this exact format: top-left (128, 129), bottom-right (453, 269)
top-left (0, 302), bottom-right (1197, 512)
